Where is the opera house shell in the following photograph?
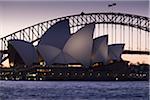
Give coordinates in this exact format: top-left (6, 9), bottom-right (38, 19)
top-left (8, 40), bottom-right (39, 67)
top-left (8, 19), bottom-right (125, 68)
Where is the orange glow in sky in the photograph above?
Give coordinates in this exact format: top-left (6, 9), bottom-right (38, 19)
top-left (122, 54), bottom-right (150, 65)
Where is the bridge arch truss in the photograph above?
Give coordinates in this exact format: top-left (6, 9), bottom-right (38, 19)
top-left (0, 12), bottom-right (149, 54)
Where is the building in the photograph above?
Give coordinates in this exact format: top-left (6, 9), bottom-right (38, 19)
top-left (0, 19), bottom-right (148, 81)
top-left (8, 19), bottom-right (125, 68)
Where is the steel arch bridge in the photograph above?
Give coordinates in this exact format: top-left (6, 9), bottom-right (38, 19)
top-left (0, 12), bottom-right (150, 55)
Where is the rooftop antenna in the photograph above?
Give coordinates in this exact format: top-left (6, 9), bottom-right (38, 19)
top-left (108, 3), bottom-right (117, 12)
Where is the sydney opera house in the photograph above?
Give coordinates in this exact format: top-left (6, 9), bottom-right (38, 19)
top-left (0, 19), bottom-right (148, 81)
top-left (7, 19), bottom-right (124, 68)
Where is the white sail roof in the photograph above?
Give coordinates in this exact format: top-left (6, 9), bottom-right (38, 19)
top-left (37, 45), bottom-right (61, 65)
top-left (63, 23), bottom-right (95, 67)
top-left (92, 35), bottom-right (108, 64)
top-left (52, 51), bottom-right (78, 64)
top-left (38, 45), bottom-right (78, 66)
top-left (108, 44), bottom-right (125, 61)
top-left (38, 19), bottom-right (71, 49)
top-left (9, 40), bottom-right (38, 66)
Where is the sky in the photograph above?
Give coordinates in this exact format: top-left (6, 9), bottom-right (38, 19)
top-left (0, 0), bottom-right (149, 66)
top-left (0, 0), bottom-right (149, 37)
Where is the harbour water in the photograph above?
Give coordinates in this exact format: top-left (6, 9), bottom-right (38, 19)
top-left (0, 81), bottom-right (149, 100)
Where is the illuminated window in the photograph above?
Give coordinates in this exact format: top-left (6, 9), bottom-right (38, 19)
top-left (107, 73), bottom-right (110, 76)
top-left (40, 78), bottom-right (43, 80)
top-left (52, 73), bottom-right (54, 75)
top-left (82, 73), bottom-right (85, 76)
top-left (59, 73), bottom-right (63, 76)
top-left (75, 73), bottom-right (77, 75)
top-left (68, 64), bottom-right (82, 67)
top-left (27, 73), bottom-right (36, 77)
top-left (5, 77), bottom-right (8, 80)
top-left (143, 74), bottom-right (146, 77)
top-left (129, 73), bottom-right (132, 76)
top-left (49, 69), bottom-right (51, 71)
top-left (67, 73), bottom-right (70, 75)
top-left (10, 62), bottom-right (14, 67)
top-left (115, 77), bottom-right (118, 81)
top-left (40, 61), bottom-right (46, 66)
top-left (90, 73), bottom-right (92, 76)
top-left (16, 77), bottom-right (20, 80)
top-left (92, 63), bottom-right (99, 67)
